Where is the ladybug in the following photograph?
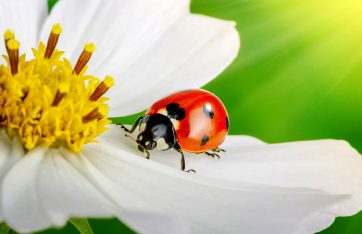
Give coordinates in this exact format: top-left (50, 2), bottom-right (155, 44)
top-left (119, 89), bottom-right (229, 171)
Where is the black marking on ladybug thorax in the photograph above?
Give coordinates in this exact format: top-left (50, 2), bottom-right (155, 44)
top-left (226, 116), bottom-right (229, 130)
top-left (166, 103), bottom-right (185, 120)
top-left (203, 103), bottom-right (214, 119)
top-left (200, 134), bottom-right (209, 146)
top-left (138, 114), bottom-right (176, 151)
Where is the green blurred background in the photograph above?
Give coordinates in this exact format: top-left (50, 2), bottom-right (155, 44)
top-left (43, 0), bottom-right (362, 233)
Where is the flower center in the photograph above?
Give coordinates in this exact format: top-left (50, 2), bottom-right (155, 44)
top-left (0, 24), bottom-right (114, 152)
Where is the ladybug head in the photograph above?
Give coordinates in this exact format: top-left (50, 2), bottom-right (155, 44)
top-left (137, 114), bottom-right (177, 151)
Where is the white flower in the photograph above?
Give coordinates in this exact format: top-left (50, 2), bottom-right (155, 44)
top-left (0, 0), bottom-right (362, 234)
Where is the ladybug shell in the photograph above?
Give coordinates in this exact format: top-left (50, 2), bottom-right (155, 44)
top-left (146, 89), bottom-right (229, 153)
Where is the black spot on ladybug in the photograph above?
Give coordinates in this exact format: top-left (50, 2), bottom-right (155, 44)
top-left (200, 134), bottom-right (209, 146)
top-left (203, 103), bottom-right (214, 119)
top-left (226, 116), bottom-right (229, 130)
top-left (166, 103), bottom-right (185, 120)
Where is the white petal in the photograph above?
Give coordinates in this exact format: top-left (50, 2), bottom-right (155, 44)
top-left (0, 0), bottom-right (48, 55)
top-left (98, 125), bottom-right (362, 233)
top-left (222, 134), bottom-right (266, 147)
top-left (0, 131), bottom-right (23, 221)
top-left (84, 137), bottom-right (348, 234)
top-left (0, 139), bottom-right (190, 233)
top-left (1, 147), bottom-right (115, 232)
top-left (40, 0), bottom-right (239, 116)
top-left (2, 126), bottom-right (358, 234)
top-left (183, 137), bottom-right (362, 217)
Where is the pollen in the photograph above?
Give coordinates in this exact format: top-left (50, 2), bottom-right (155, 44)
top-left (0, 24), bottom-right (114, 152)
top-left (3, 29), bottom-right (15, 41)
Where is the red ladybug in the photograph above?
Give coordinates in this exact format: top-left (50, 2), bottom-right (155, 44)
top-left (120, 89), bottom-right (229, 171)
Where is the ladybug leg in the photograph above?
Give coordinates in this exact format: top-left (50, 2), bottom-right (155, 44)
top-left (212, 147), bottom-right (226, 153)
top-left (204, 151), bottom-right (221, 159)
top-left (174, 144), bottom-right (195, 173)
top-left (117, 116), bottom-right (143, 133)
top-left (180, 150), bottom-right (186, 171)
top-left (180, 151), bottom-right (196, 173)
top-left (203, 147), bottom-right (226, 159)
top-left (124, 133), bottom-right (150, 159)
top-left (137, 145), bottom-right (150, 159)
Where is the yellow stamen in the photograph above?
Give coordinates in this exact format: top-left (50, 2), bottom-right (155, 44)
top-left (44, 23), bottom-right (62, 59)
top-left (6, 39), bottom-right (20, 75)
top-left (73, 43), bottom-right (95, 75)
top-left (4, 29), bottom-right (15, 56)
top-left (52, 83), bottom-right (69, 106)
top-left (89, 76), bottom-right (114, 101)
top-left (3, 29), bottom-right (15, 41)
top-left (82, 107), bottom-right (106, 123)
top-left (0, 26), bottom-right (113, 153)
top-left (84, 43), bottom-right (95, 53)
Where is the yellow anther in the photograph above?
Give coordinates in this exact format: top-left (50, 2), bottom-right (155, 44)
top-left (51, 23), bottom-right (62, 35)
top-left (45, 23), bottom-right (62, 59)
top-left (52, 91), bottom-right (66, 106)
top-left (73, 43), bottom-right (95, 75)
top-left (84, 42), bottom-right (95, 53)
top-left (52, 83), bottom-right (69, 107)
top-left (103, 76), bottom-right (114, 87)
top-left (4, 29), bottom-right (15, 55)
top-left (82, 107), bottom-right (106, 123)
top-left (58, 83), bottom-right (69, 93)
top-left (3, 29), bottom-right (15, 41)
top-left (89, 76), bottom-right (114, 101)
top-left (6, 39), bottom-right (20, 75)
top-left (7, 39), bottom-right (20, 50)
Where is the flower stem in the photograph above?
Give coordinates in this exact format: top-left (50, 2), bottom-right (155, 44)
top-left (69, 218), bottom-right (94, 234)
top-left (0, 223), bottom-right (10, 234)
